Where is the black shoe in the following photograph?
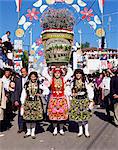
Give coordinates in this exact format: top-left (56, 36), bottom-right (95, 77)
top-left (24, 134), bottom-right (30, 138)
top-left (53, 133), bottom-right (57, 136)
top-left (85, 135), bottom-right (90, 138)
top-left (31, 135), bottom-right (36, 139)
top-left (17, 129), bottom-right (23, 133)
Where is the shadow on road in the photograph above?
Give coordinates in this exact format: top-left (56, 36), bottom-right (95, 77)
top-left (1, 112), bottom-right (16, 132)
top-left (68, 121), bottom-right (79, 133)
top-left (36, 122), bottom-right (45, 134)
top-left (94, 110), bottom-right (114, 126)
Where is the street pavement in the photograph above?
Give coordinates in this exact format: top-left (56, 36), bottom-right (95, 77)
top-left (0, 108), bottom-right (118, 150)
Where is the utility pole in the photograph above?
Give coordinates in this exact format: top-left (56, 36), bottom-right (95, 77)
top-left (29, 27), bottom-right (33, 53)
top-left (72, 28), bottom-right (82, 70)
top-left (78, 29), bottom-right (82, 51)
top-left (28, 26), bottom-right (33, 72)
top-left (108, 15), bottom-right (111, 48)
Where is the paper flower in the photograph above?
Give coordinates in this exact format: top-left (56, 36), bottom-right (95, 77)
top-left (30, 50), bottom-right (35, 55)
top-left (80, 7), bottom-right (94, 21)
top-left (15, 62), bottom-right (20, 66)
top-left (18, 49), bottom-right (22, 53)
top-left (38, 51), bottom-right (44, 56)
top-left (26, 8), bottom-right (39, 21)
top-left (36, 38), bottom-right (42, 46)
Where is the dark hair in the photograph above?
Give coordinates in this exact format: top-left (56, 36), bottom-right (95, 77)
top-left (73, 69), bottom-right (85, 82)
top-left (28, 71), bottom-right (38, 80)
top-left (6, 31), bottom-right (11, 34)
top-left (4, 68), bottom-right (12, 72)
top-left (87, 74), bottom-right (94, 83)
top-left (21, 67), bottom-right (28, 72)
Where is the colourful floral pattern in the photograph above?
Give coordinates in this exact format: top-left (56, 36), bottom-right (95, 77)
top-left (23, 97), bottom-right (43, 121)
top-left (69, 79), bottom-right (93, 122)
top-left (80, 7), bottom-right (94, 21)
top-left (69, 97), bottom-right (92, 122)
top-left (48, 96), bottom-right (68, 121)
top-left (23, 81), bottom-right (44, 121)
top-left (26, 8), bottom-right (39, 21)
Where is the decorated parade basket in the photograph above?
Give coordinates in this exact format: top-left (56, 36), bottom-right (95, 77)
top-left (41, 8), bottom-right (75, 65)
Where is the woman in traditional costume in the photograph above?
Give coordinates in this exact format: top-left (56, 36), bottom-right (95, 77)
top-left (42, 66), bottom-right (73, 135)
top-left (20, 71), bottom-right (44, 139)
top-left (69, 69), bottom-right (94, 137)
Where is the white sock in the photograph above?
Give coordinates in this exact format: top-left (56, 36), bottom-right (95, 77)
top-left (31, 123), bottom-right (36, 136)
top-left (59, 124), bottom-right (64, 134)
top-left (26, 123), bottom-right (31, 135)
top-left (78, 125), bottom-right (83, 136)
top-left (84, 123), bottom-right (90, 136)
top-left (53, 123), bottom-right (58, 134)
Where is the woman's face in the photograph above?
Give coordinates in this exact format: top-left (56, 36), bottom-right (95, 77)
top-left (75, 73), bottom-right (82, 80)
top-left (10, 82), bottom-right (15, 88)
top-left (30, 74), bottom-right (37, 82)
top-left (54, 71), bottom-right (61, 79)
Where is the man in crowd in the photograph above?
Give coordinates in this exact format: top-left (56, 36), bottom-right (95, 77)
top-left (2, 31), bottom-right (11, 43)
top-left (0, 68), bottom-right (12, 129)
top-left (14, 68), bottom-right (28, 133)
top-left (0, 38), bottom-right (3, 69)
top-left (0, 68), bottom-right (11, 92)
top-left (110, 69), bottom-right (118, 126)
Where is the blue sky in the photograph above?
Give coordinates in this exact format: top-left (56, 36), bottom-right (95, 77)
top-left (0, 0), bottom-right (118, 50)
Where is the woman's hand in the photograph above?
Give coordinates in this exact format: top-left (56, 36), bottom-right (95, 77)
top-left (113, 94), bottom-right (118, 99)
top-left (89, 101), bottom-right (94, 110)
top-left (14, 101), bottom-right (20, 107)
top-left (36, 93), bottom-right (41, 97)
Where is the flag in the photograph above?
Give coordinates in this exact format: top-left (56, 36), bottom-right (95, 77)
top-left (98, 0), bottom-right (104, 13)
top-left (15, 0), bottom-right (22, 12)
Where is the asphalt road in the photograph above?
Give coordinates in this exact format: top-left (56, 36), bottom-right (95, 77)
top-left (0, 109), bottom-right (118, 150)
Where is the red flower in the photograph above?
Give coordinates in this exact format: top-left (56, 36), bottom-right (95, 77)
top-left (36, 38), bottom-right (42, 46)
top-left (80, 7), bottom-right (94, 21)
top-left (26, 8), bottom-right (39, 21)
top-left (18, 49), bottom-right (22, 53)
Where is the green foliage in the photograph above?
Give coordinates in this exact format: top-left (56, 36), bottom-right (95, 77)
top-left (40, 8), bottom-right (75, 30)
top-left (81, 42), bottom-right (90, 49)
top-left (21, 50), bottom-right (28, 69)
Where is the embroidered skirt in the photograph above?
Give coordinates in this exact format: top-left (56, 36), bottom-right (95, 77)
top-left (48, 95), bottom-right (68, 121)
top-left (23, 96), bottom-right (43, 121)
top-left (69, 97), bottom-right (92, 122)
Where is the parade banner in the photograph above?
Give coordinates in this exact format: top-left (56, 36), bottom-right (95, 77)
top-left (100, 60), bottom-right (107, 69)
top-left (14, 60), bottom-right (22, 74)
top-left (14, 40), bottom-right (23, 50)
top-left (87, 59), bottom-right (100, 71)
top-left (14, 49), bottom-right (23, 60)
top-left (98, 0), bottom-right (104, 13)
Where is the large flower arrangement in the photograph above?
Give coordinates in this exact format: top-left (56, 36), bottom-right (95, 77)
top-left (40, 8), bottom-right (75, 31)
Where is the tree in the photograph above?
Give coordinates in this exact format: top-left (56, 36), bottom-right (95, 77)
top-left (21, 50), bottom-right (28, 69)
top-left (81, 42), bottom-right (90, 49)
